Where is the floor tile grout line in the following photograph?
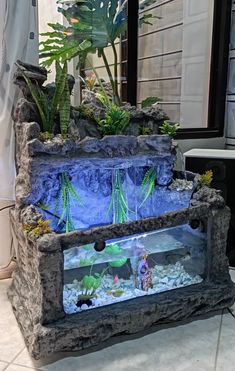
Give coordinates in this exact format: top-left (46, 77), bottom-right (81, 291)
top-left (2, 363), bottom-right (10, 371)
top-left (10, 363), bottom-right (43, 371)
top-left (213, 309), bottom-right (224, 371)
top-left (9, 346), bottom-right (27, 365)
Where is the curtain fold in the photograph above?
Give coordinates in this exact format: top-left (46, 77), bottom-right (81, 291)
top-left (0, 0), bottom-right (38, 200)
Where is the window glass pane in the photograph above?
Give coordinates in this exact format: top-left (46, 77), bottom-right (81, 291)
top-left (138, 0), bottom-right (214, 128)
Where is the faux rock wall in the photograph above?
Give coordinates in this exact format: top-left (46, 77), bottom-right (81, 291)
top-left (14, 121), bottom-right (179, 232)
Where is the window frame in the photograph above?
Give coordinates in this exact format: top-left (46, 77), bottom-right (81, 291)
top-left (125, 0), bottom-right (232, 139)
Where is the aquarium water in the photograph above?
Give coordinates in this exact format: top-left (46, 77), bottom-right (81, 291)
top-left (63, 224), bottom-right (206, 314)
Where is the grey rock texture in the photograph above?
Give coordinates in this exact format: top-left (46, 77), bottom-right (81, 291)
top-left (80, 89), bottom-right (169, 138)
top-left (13, 98), bottom-right (40, 124)
top-left (14, 122), bottom-right (175, 212)
top-left (191, 186), bottom-right (226, 209)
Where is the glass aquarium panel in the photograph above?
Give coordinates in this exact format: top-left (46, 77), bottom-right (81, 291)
top-left (63, 224), bottom-right (207, 314)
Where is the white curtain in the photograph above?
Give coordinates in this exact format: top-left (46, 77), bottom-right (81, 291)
top-left (0, 0), bottom-right (38, 268)
top-left (0, 0), bottom-right (38, 200)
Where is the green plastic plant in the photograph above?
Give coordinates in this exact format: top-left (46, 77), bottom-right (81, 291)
top-left (39, 0), bottom-right (157, 105)
top-left (97, 104), bottom-right (130, 135)
top-left (159, 121), bottom-right (180, 138)
top-left (57, 173), bottom-right (82, 233)
top-left (79, 266), bottom-right (109, 300)
top-left (79, 257), bottom-right (97, 268)
top-left (15, 61), bottom-right (71, 135)
top-left (140, 167), bottom-right (156, 207)
top-left (109, 258), bottom-right (128, 268)
top-left (109, 170), bottom-right (129, 224)
top-left (105, 244), bottom-right (123, 255)
top-left (198, 170), bottom-right (213, 188)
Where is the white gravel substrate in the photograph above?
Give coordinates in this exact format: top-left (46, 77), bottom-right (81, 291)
top-left (63, 262), bottom-right (203, 314)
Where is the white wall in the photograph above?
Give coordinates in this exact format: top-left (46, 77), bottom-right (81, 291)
top-left (38, 0), bottom-right (62, 82)
top-left (178, 137), bottom-right (225, 153)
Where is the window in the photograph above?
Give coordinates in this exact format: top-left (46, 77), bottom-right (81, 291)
top-left (38, 0), bottom-right (232, 139)
top-left (125, 0), bottom-right (232, 138)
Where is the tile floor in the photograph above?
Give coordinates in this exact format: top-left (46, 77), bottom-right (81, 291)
top-left (1, 271), bottom-right (235, 371)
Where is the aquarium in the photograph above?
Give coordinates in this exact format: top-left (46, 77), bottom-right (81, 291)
top-left (63, 224), bottom-right (206, 314)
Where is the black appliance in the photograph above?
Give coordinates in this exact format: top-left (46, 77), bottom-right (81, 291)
top-left (184, 149), bottom-right (235, 267)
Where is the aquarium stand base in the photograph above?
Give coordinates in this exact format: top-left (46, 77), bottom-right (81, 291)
top-left (8, 279), bottom-right (235, 359)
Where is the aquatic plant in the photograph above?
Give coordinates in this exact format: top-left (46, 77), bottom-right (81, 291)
top-left (23, 219), bottom-right (52, 238)
top-left (79, 257), bottom-right (97, 268)
top-left (109, 170), bottom-right (129, 224)
top-left (140, 167), bottom-right (156, 207)
top-left (198, 170), bottom-right (213, 188)
top-left (79, 266), bottom-right (109, 300)
top-left (109, 258), bottom-right (128, 268)
top-left (15, 61), bottom-right (71, 135)
top-left (159, 121), bottom-right (180, 138)
top-left (96, 104), bottom-right (130, 135)
top-left (57, 173), bottom-right (82, 233)
top-left (39, 0), bottom-right (156, 105)
top-left (105, 244), bottom-right (123, 255)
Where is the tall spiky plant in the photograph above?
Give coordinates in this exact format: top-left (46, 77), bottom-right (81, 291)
top-left (109, 170), bottom-right (129, 224)
top-left (15, 62), bottom-right (51, 132)
top-left (15, 61), bottom-right (71, 135)
top-left (57, 173), bottom-right (82, 233)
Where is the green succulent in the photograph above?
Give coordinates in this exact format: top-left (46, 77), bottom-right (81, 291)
top-left (97, 104), bottom-right (130, 135)
top-left (198, 170), bottom-right (213, 188)
top-left (159, 121), bottom-right (180, 138)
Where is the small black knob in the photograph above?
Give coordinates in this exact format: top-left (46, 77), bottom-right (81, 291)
top-left (94, 240), bottom-right (106, 252)
top-left (189, 219), bottom-right (200, 229)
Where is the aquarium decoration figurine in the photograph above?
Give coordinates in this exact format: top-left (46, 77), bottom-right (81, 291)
top-left (7, 0), bottom-right (235, 360)
top-left (135, 254), bottom-right (153, 291)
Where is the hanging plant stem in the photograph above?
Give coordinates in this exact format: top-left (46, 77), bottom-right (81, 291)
top-left (139, 167), bottom-right (157, 208)
top-left (109, 170), bottom-right (129, 224)
top-left (57, 173), bottom-right (82, 233)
